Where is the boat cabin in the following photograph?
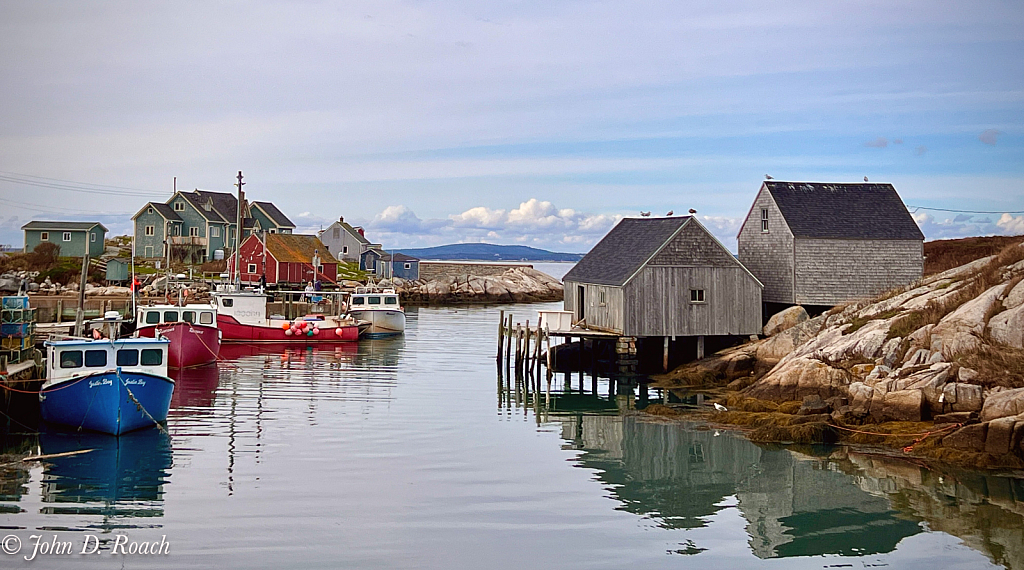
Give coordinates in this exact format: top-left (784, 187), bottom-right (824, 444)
top-left (138, 305), bottom-right (218, 327)
top-left (46, 338), bottom-right (169, 385)
top-left (349, 291), bottom-right (400, 309)
top-left (214, 291), bottom-right (268, 325)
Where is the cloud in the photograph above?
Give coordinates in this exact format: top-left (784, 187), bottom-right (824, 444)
top-left (348, 199), bottom-right (623, 251)
top-left (893, 138), bottom-right (904, 145)
top-left (864, 137), bottom-right (888, 148)
top-left (997, 213), bottom-right (1024, 235)
top-left (914, 145), bottom-right (927, 155)
top-left (979, 129), bottom-right (1002, 145)
top-left (911, 210), bottom-right (1024, 240)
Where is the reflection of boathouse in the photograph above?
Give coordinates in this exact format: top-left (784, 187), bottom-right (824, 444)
top-left (558, 415), bottom-right (921, 557)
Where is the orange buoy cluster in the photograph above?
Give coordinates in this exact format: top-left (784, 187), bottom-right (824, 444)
top-left (281, 319), bottom-right (321, 337)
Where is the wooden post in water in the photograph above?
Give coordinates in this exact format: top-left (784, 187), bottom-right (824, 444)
top-left (533, 327), bottom-right (542, 377)
top-left (524, 320), bottom-right (531, 374)
top-left (504, 315), bottom-right (513, 369)
top-left (497, 310), bottom-right (505, 362)
top-left (697, 335), bottom-right (705, 360)
top-left (663, 336), bottom-right (670, 372)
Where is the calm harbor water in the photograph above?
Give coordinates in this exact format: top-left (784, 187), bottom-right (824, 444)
top-left (0, 264), bottom-right (1022, 569)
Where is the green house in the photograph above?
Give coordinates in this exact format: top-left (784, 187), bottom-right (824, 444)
top-left (22, 221), bottom-right (107, 258)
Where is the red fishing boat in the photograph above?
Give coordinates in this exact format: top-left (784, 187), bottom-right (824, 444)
top-left (212, 290), bottom-right (366, 343)
top-left (135, 303), bottom-right (221, 368)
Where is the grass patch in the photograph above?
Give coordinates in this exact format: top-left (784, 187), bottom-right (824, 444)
top-left (337, 261), bottom-right (368, 282)
top-left (924, 235), bottom-right (1024, 276)
top-left (844, 309), bottom-right (900, 335)
top-left (956, 345), bottom-right (1024, 389)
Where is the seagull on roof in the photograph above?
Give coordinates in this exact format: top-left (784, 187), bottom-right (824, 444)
top-left (640, 211), bottom-right (651, 217)
top-left (665, 210), bottom-right (674, 216)
top-left (713, 402), bottom-right (728, 412)
top-left (688, 208), bottom-right (697, 214)
top-left (765, 174), bottom-right (773, 180)
top-left (864, 176), bottom-right (869, 182)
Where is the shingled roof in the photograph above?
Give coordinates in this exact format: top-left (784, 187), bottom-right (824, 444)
top-left (265, 234), bottom-right (337, 264)
top-left (563, 217), bottom-right (691, 286)
top-left (763, 182), bottom-right (924, 240)
top-left (21, 221), bottom-right (108, 231)
top-left (253, 201), bottom-right (295, 228)
top-left (192, 190), bottom-right (240, 223)
top-left (132, 202), bottom-right (181, 221)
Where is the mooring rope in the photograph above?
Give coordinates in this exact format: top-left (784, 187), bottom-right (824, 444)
top-left (830, 422), bottom-right (963, 453)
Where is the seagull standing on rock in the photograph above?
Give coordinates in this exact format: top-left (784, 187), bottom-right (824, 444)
top-left (713, 402), bottom-right (728, 412)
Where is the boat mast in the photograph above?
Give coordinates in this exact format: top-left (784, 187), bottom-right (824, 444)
top-left (234, 170), bottom-right (245, 290)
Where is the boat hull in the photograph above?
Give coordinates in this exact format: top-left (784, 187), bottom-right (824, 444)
top-left (40, 371), bottom-right (175, 436)
top-left (217, 315), bottom-right (361, 343)
top-left (137, 322), bottom-right (220, 368)
top-left (348, 308), bottom-right (406, 338)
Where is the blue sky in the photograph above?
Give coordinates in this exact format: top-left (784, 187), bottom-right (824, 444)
top-left (1, 0), bottom-right (1021, 253)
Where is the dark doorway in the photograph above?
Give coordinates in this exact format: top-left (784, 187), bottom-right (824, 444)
top-left (576, 285), bottom-right (585, 322)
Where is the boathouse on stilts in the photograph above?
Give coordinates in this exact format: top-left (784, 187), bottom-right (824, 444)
top-left (561, 215), bottom-right (763, 373)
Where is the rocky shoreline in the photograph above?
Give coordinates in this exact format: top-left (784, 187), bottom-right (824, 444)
top-left (650, 241), bottom-right (1024, 470)
top-left (392, 266), bottom-right (563, 305)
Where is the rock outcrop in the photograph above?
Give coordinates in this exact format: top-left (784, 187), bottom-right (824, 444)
top-left (661, 241), bottom-right (1024, 461)
top-left (396, 266), bottom-right (563, 305)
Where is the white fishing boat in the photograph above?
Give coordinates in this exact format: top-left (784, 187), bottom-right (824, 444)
top-left (348, 286), bottom-right (405, 338)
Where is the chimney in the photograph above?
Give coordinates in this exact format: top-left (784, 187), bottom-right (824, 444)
top-left (356, 227), bottom-right (364, 237)
top-left (339, 216), bottom-right (344, 223)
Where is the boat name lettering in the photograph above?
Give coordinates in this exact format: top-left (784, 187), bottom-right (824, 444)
top-left (88, 379), bottom-right (113, 388)
top-left (234, 310), bottom-right (262, 318)
top-left (124, 379), bottom-right (148, 386)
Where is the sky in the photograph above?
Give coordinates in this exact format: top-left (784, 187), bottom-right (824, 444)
top-left (0, 0), bottom-right (1022, 253)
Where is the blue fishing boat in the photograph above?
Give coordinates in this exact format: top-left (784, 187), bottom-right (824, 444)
top-left (40, 337), bottom-right (175, 435)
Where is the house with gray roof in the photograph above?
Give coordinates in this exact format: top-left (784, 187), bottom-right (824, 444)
top-left (132, 189), bottom-right (294, 262)
top-left (563, 216), bottom-right (763, 338)
top-left (737, 181), bottom-right (924, 307)
top-left (22, 221), bottom-right (107, 257)
top-left (320, 216), bottom-right (371, 263)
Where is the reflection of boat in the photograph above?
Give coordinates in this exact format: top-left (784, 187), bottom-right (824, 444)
top-left (169, 362), bottom-right (221, 409)
top-left (218, 341), bottom-right (359, 361)
top-left (348, 286), bottom-right (405, 338)
top-left (40, 337), bottom-right (175, 435)
top-left (213, 290), bottom-right (366, 343)
top-left (136, 303), bottom-right (220, 368)
top-left (39, 428), bottom-right (171, 517)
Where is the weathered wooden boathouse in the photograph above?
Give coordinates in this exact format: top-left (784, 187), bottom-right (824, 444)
top-left (561, 216), bottom-right (763, 369)
top-left (737, 181), bottom-right (924, 309)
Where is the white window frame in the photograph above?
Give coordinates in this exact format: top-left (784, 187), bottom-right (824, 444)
top-left (761, 208), bottom-right (769, 233)
top-left (269, 228), bottom-right (277, 234)
top-left (690, 289), bottom-right (706, 303)
top-left (342, 246), bottom-right (349, 254)
top-left (210, 226), bottom-right (220, 238)
top-left (90, 232), bottom-right (96, 242)
top-left (40, 231), bottom-right (49, 241)
top-left (63, 232), bottom-right (72, 242)
top-left (247, 263), bottom-right (257, 274)
top-left (404, 262), bottom-right (411, 269)
top-left (145, 225), bottom-right (155, 236)
top-left (189, 227), bottom-right (199, 237)
top-left (174, 201), bottom-right (185, 211)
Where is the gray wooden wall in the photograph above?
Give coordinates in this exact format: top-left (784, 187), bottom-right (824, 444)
top-left (623, 266), bottom-right (762, 336)
top-left (563, 281), bottom-right (625, 333)
top-left (794, 238), bottom-right (923, 305)
top-left (738, 186), bottom-right (795, 304)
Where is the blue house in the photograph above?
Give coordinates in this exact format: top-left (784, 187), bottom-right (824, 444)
top-left (22, 221), bottom-right (107, 258)
top-left (132, 190), bottom-right (294, 262)
top-left (382, 252), bottom-right (420, 280)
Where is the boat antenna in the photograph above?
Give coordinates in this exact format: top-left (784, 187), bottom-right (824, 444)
top-left (233, 170), bottom-right (245, 291)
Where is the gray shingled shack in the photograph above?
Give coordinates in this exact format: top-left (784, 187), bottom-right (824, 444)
top-left (563, 216), bottom-right (763, 338)
top-left (738, 181), bottom-right (924, 306)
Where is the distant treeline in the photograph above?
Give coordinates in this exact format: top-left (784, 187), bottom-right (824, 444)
top-left (396, 243), bottom-right (583, 262)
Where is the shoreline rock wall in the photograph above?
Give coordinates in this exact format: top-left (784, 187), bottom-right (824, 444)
top-left (394, 266), bottom-right (563, 305)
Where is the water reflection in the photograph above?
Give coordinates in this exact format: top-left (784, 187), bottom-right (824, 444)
top-left (553, 407), bottom-right (1024, 567)
top-left (38, 427), bottom-right (171, 526)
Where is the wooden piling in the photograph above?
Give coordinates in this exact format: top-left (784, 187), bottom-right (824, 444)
top-left (497, 310), bottom-right (505, 362)
top-left (504, 315), bottom-right (512, 368)
top-left (524, 320), bottom-right (531, 373)
top-left (663, 336), bottom-right (670, 372)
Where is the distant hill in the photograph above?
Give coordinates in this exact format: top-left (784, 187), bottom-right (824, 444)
top-left (396, 243), bottom-right (583, 261)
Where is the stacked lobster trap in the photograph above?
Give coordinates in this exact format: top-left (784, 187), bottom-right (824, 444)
top-left (1, 296), bottom-right (37, 364)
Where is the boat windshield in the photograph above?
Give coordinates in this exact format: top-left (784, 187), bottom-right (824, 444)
top-left (384, 296), bottom-right (398, 305)
top-left (351, 297), bottom-right (365, 306)
top-left (368, 296), bottom-right (381, 305)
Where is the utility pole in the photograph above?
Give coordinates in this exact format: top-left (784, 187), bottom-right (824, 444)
top-left (234, 170), bottom-right (245, 289)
